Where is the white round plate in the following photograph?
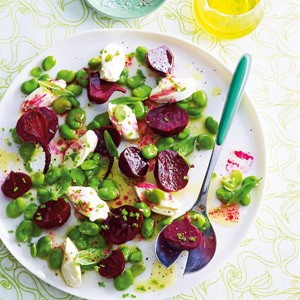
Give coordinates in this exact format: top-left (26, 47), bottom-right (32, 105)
top-left (0, 29), bottom-right (266, 300)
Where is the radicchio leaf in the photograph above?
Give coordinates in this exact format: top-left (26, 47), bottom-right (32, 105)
top-left (88, 72), bottom-right (126, 104)
top-left (16, 107), bottom-right (58, 173)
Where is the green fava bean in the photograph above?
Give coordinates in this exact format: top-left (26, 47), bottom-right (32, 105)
top-left (75, 237), bottom-right (88, 250)
top-left (88, 57), bottom-right (101, 70)
top-left (19, 142), bottom-right (35, 162)
top-left (15, 220), bottom-right (34, 242)
top-left (86, 235), bottom-right (106, 249)
top-left (157, 216), bottom-right (172, 231)
top-left (24, 203), bottom-right (38, 220)
top-left (117, 68), bottom-right (129, 85)
top-left (98, 187), bottom-right (119, 201)
top-left (176, 100), bottom-right (189, 111)
top-left (45, 166), bottom-right (61, 185)
top-left (66, 107), bottom-right (86, 129)
top-left (42, 55), bottom-right (56, 71)
top-left (32, 223), bottom-right (43, 237)
top-left (144, 188), bottom-right (165, 204)
top-left (216, 187), bottom-right (233, 203)
top-left (239, 193), bottom-right (251, 206)
top-left (67, 96), bottom-right (80, 107)
top-left (128, 101), bottom-right (147, 120)
top-left (114, 269), bottom-right (134, 291)
top-left (30, 67), bottom-right (43, 78)
top-left (56, 69), bottom-right (75, 83)
top-left (119, 245), bottom-right (132, 261)
top-left (36, 236), bottom-right (52, 258)
top-left (177, 128), bottom-right (190, 140)
top-left (141, 217), bottom-right (155, 239)
top-left (67, 226), bottom-right (82, 240)
top-left (126, 76), bottom-right (144, 89)
top-left (196, 134), bottom-right (214, 150)
top-left (134, 202), bottom-right (151, 218)
top-left (88, 177), bottom-right (101, 190)
top-left (81, 159), bottom-right (97, 171)
top-left (76, 69), bottom-right (89, 87)
top-left (100, 178), bottom-right (117, 189)
top-left (190, 212), bottom-right (207, 230)
top-left (87, 120), bottom-right (100, 131)
top-left (187, 107), bottom-right (202, 118)
top-left (11, 128), bottom-right (22, 144)
top-left (52, 98), bottom-right (72, 114)
top-left (38, 73), bottom-right (51, 81)
top-left (132, 85), bottom-right (152, 98)
top-left (205, 116), bottom-right (219, 134)
top-left (192, 90), bottom-right (208, 107)
top-left (49, 248), bottom-right (63, 269)
top-left (141, 144), bottom-right (158, 159)
top-left (94, 112), bottom-right (111, 127)
top-left (21, 78), bottom-right (39, 95)
top-left (136, 46), bottom-right (148, 64)
top-left (128, 248), bottom-right (143, 263)
top-left (31, 172), bottom-right (45, 188)
top-left (242, 175), bottom-right (258, 186)
top-left (59, 124), bottom-right (76, 140)
top-left (113, 104), bottom-right (127, 122)
top-left (156, 137), bottom-right (174, 152)
top-left (130, 262), bottom-right (146, 278)
top-left (79, 221), bottom-right (100, 236)
top-left (30, 243), bottom-right (37, 257)
top-left (6, 197), bottom-right (26, 218)
top-left (37, 188), bottom-right (52, 204)
top-left (230, 170), bottom-right (243, 185)
top-left (70, 168), bottom-right (85, 185)
top-left (66, 84), bottom-right (83, 96)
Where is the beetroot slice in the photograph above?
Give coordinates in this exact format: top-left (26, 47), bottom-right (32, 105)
top-left (163, 212), bottom-right (202, 250)
top-left (154, 150), bottom-right (189, 192)
top-left (102, 205), bottom-right (144, 245)
top-left (98, 249), bottom-right (125, 278)
top-left (1, 171), bottom-right (32, 199)
top-left (146, 104), bottom-right (189, 137)
top-left (33, 198), bottom-right (71, 229)
top-left (118, 147), bottom-right (149, 178)
top-left (88, 72), bottom-right (126, 104)
top-left (16, 107), bottom-right (58, 173)
top-left (94, 126), bottom-right (122, 156)
top-left (146, 46), bottom-right (174, 76)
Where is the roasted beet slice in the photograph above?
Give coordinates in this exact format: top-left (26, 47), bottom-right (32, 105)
top-left (33, 198), bottom-right (71, 229)
top-left (1, 171), bottom-right (32, 199)
top-left (154, 150), bottom-right (189, 192)
top-left (94, 126), bottom-right (122, 156)
top-left (163, 212), bottom-right (202, 250)
top-left (146, 104), bottom-right (189, 137)
top-left (88, 72), bottom-right (126, 104)
top-left (146, 46), bottom-right (174, 76)
top-left (98, 249), bottom-right (125, 278)
top-left (16, 107), bottom-right (58, 173)
top-left (102, 205), bottom-right (144, 245)
top-left (118, 147), bottom-right (149, 178)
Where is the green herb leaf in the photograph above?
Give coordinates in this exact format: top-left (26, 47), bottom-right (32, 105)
top-left (74, 248), bottom-right (110, 265)
top-left (110, 96), bottom-right (147, 105)
top-left (104, 130), bottom-right (119, 158)
top-left (38, 80), bottom-right (74, 97)
top-left (50, 168), bottom-right (72, 200)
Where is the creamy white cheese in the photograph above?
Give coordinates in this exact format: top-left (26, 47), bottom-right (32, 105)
top-left (21, 79), bottom-right (67, 111)
top-left (66, 186), bottom-right (110, 221)
top-left (100, 43), bottom-right (126, 82)
top-left (63, 130), bottom-right (98, 170)
top-left (150, 75), bottom-right (196, 104)
top-left (61, 238), bottom-right (82, 288)
top-left (134, 182), bottom-right (179, 216)
top-left (108, 102), bottom-right (139, 140)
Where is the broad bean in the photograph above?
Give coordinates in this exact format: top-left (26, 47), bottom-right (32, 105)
top-left (141, 217), bottom-right (155, 239)
top-left (128, 248), bottom-right (143, 263)
top-left (30, 67), bottom-right (43, 78)
top-left (177, 128), bottom-right (190, 140)
top-left (66, 107), bottom-right (86, 129)
top-left (56, 69), bottom-right (75, 83)
top-left (205, 116), bottom-right (219, 134)
top-left (88, 57), bottom-right (101, 70)
top-left (21, 78), bottom-right (39, 95)
top-left (144, 188), bottom-right (165, 204)
top-left (132, 85), bottom-right (151, 98)
top-left (48, 248), bottom-right (63, 269)
top-left (15, 220), bottom-right (34, 242)
top-left (6, 197), bottom-right (26, 218)
top-left (98, 187), bottom-right (119, 201)
top-left (141, 144), bottom-right (158, 159)
top-left (19, 142), bottom-right (35, 162)
top-left (114, 269), bottom-right (134, 291)
top-left (136, 46), bottom-right (148, 64)
top-left (134, 202), bottom-right (151, 218)
top-left (119, 245), bottom-right (132, 261)
top-left (196, 134), bottom-right (214, 150)
top-left (130, 262), bottom-right (146, 278)
top-left (66, 84), bottom-right (83, 96)
top-left (126, 76), bottom-right (144, 89)
top-left (192, 90), bottom-right (208, 107)
top-left (79, 221), bottom-right (100, 236)
top-left (117, 68), bottom-right (129, 85)
top-left (156, 137), bottom-right (174, 152)
top-left (52, 98), bottom-right (72, 114)
top-left (45, 166), bottom-right (61, 185)
top-left (94, 112), bottom-right (111, 127)
top-left (31, 172), bottom-right (45, 188)
top-left (24, 203), bottom-right (38, 220)
top-left (42, 56), bottom-right (56, 71)
top-left (36, 236), bottom-right (52, 258)
top-left (76, 69), bottom-right (89, 87)
top-left (59, 124), bottom-right (76, 140)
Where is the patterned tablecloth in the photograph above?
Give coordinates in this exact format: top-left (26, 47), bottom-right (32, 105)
top-left (0, 1), bottom-right (299, 299)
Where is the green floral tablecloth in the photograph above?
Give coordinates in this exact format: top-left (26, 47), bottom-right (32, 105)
top-left (0, 0), bottom-right (299, 299)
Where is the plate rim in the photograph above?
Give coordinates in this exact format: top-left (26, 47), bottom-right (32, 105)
top-left (0, 28), bottom-right (267, 300)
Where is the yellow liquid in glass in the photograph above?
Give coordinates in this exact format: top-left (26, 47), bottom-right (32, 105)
top-left (193, 0), bottom-right (264, 39)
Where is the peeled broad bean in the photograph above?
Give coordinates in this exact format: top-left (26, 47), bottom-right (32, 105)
top-left (126, 76), bottom-right (144, 89)
top-left (88, 57), bottom-right (101, 69)
top-left (117, 68), bottom-right (129, 85)
top-left (157, 216), bottom-right (172, 231)
top-left (205, 116), bottom-right (219, 134)
top-left (15, 220), bottom-right (34, 242)
top-left (79, 221), bottom-right (100, 236)
top-left (196, 133), bottom-right (214, 150)
top-left (134, 202), bottom-right (151, 218)
top-left (59, 124), bottom-right (76, 140)
top-left (66, 84), bottom-right (83, 96)
top-left (21, 78), bottom-right (39, 95)
top-left (66, 107), bottom-right (86, 129)
top-left (141, 217), bottom-right (155, 239)
top-left (136, 46), bottom-right (148, 64)
top-left (128, 248), bottom-right (143, 263)
top-left (192, 90), bottom-right (208, 107)
top-left (114, 269), bottom-right (134, 291)
top-left (42, 56), bottom-right (56, 71)
top-left (130, 262), bottom-right (146, 278)
top-left (119, 245), bottom-right (132, 261)
top-left (31, 172), bottom-right (45, 188)
top-left (156, 137), bottom-right (174, 152)
top-left (94, 112), bottom-right (111, 127)
top-left (76, 69), bottom-right (89, 87)
top-left (177, 128), bottom-right (190, 140)
top-left (24, 203), bottom-right (38, 220)
top-left (6, 197), bottom-right (26, 218)
top-left (30, 67), bottom-right (43, 78)
top-left (98, 187), bottom-right (119, 201)
top-left (132, 85), bottom-right (152, 98)
top-left (48, 248), bottom-right (63, 269)
top-left (36, 236), bottom-right (52, 258)
top-left (52, 98), bottom-right (72, 114)
top-left (45, 166), bottom-right (61, 185)
top-left (56, 69), bottom-right (75, 83)
top-left (141, 144), bottom-right (158, 159)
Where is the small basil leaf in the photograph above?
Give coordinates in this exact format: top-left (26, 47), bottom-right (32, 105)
top-left (104, 130), bottom-right (119, 158)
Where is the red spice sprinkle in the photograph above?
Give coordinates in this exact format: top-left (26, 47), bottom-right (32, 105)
top-left (208, 203), bottom-right (240, 223)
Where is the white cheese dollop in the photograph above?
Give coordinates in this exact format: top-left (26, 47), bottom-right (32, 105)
top-left (63, 130), bottom-right (98, 170)
top-left (108, 102), bottom-right (139, 140)
top-left (61, 237), bottom-right (82, 288)
top-left (134, 182), bottom-right (179, 216)
top-left (150, 76), bottom-right (196, 104)
top-left (66, 186), bottom-right (110, 221)
top-left (21, 79), bottom-right (67, 111)
top-left (100, 43), bottom-right (126, 82)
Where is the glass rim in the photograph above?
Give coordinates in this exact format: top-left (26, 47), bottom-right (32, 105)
top-left (203, 0), bottom-right (265, 18)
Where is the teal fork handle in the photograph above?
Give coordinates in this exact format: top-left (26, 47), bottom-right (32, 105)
top-left (217, 54), bottom-right (251, 145)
